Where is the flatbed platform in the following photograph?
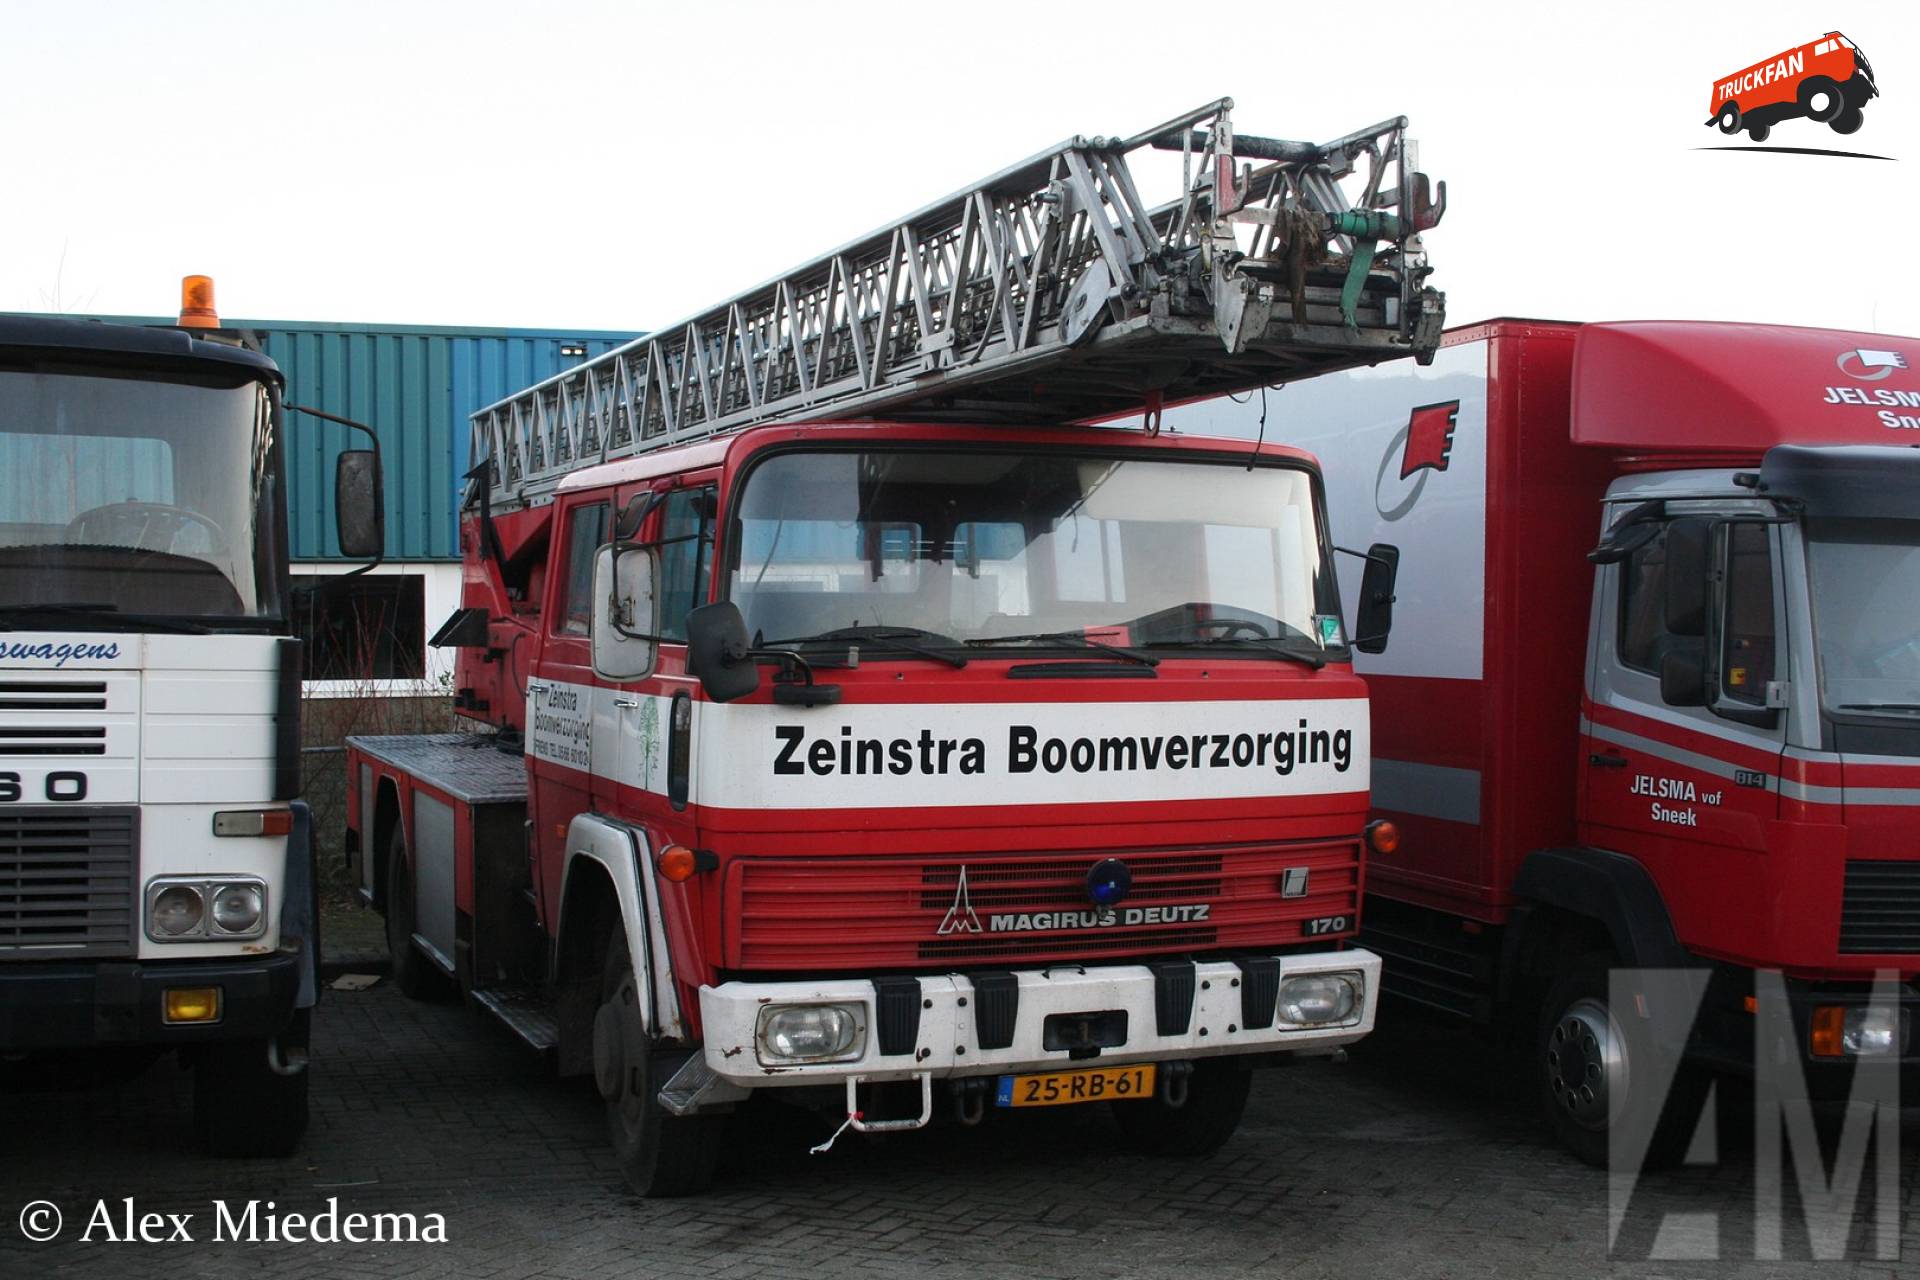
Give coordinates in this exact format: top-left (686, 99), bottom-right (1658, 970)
top-left (346, 733), bottom-right (527, 807)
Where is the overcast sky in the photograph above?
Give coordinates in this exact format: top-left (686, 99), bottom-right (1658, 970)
top-left (4, 1), bottom-right (1915, 338)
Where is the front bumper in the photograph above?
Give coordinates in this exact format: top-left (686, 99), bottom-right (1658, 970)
top-left (0, 950), bottom-right (302, 1050)
top-left (700, 948), bottom-right (1380, 1088)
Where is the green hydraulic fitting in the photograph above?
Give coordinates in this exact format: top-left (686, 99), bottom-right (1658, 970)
top-left (1329, 209), bottom-right (1402, 328)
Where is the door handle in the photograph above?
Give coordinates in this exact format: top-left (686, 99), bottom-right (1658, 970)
top-left (613, 698), bottom-right (640, 709)
top-left (1588, 752), bottom-right (1628, 768)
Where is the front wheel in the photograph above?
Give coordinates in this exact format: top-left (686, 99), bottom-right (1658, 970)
top-left (1798, 76), bottom-right (1845, 122)
top-left (1536, 955), bottom-right (1707, 1169)
top-left (1111, 1059), bottom-right (1252, 1157)
top-left (1830, 106), bottom-right (1865, 135)
top-left (194, 1011), bottom-right (310, 1157)
top-left (596, 925), bottom-right (723, 1196)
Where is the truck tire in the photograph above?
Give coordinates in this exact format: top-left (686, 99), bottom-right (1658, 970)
top-left (385, 825), bottom-right (448, 1000)
top-left (1829, 106), bottom-right (1864, 135)
top-left (1111, 1058), bottom-right (1252, 1157)
top-left (595, 925), bottom-right (722, 1196)
top-left (1536, 954), bottom-right (1708, 1169)
top-left (1716, 103), bottom-right (1741, 135)
top-left (1746, 121), bottom-right (1771, 143)
top-left (1797, 76), bottom-right (1844, 122)
top-left (194, 1011), bottom-right (310, 1157)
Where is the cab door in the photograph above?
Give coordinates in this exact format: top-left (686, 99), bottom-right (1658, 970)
top-left (1579, 512), bottom-right (1789, 958)
top-left (527, 494), bottom-right (612, 918)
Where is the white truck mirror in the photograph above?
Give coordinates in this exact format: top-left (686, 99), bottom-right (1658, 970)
top-left (593, 543), bottom-right (656, 681)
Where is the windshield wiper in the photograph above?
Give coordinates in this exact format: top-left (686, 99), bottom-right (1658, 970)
top-left (965, 631), bottom-right (1160, 668)
top-left (1145, 634), bottom-right (1327, 670)
top-left (757, 624), bottom-right (967, 668)
top-left (0, 603), bottom-right (210, 635)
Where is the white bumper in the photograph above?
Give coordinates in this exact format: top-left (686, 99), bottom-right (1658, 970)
top-left (699, 948), bottom-right (1379, 1088)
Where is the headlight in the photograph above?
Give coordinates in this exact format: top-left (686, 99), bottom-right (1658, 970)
top-left (756, 1004), bottom-right (863, 1064)
top-left (1843, 1007), bottom-right (1905, 1057)
top-left (211, 883), bottom-right (265, 935)
top-left (144, 876), bottom-right (268, 942)
top-left (1278, 973), bottom-right (1362, 1026)
top-left (149, 885), bottom-right (205, 938)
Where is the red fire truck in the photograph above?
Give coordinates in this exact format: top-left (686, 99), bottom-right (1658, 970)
top-left (1706, 31), bottom-right (1878, 141)
top-left (1182, 319), bottom-right (1919, 1164)
top-left (341, 101), bottom-right (1446, 1194)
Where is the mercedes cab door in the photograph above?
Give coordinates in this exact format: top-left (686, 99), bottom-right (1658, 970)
top-left (1579, 505), bottom-right (1790, 961)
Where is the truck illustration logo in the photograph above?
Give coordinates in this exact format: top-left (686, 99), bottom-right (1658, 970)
top-left (1375, 400), bottom-right (1460, 522)
top-left (1838, 348), bottom-right (1908, 381)
top-left (1707, 31), bottom-right (1878, 142)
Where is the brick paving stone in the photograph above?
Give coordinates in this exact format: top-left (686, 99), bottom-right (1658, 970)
top-left (3, 982), bottom-right (1918, 1278)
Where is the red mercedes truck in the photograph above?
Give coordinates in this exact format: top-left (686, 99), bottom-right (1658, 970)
top-left (1172, 318), bottom-right (1920, 1164)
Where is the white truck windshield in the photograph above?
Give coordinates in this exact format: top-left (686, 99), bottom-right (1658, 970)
top-left (726, 448), bottom-right (1334, 651)
top-left (0, 370), bottom-right (279, 621)
top-left (1806, 518), bottom-right (1920, 714)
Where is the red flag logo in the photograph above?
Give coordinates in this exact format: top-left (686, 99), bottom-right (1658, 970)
top-left (1399, 400), bottom-right (1459, 479)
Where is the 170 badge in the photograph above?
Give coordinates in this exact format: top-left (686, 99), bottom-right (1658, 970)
top-left (1302, 915), bottom-right (1350, 936)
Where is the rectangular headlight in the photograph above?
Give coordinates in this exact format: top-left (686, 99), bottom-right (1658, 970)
top-left (1277, 972), bottom-right (1363, 1026)
top-left (755, 1003), bottom-right (865, 1065)
top-left (144, 876), bottom-right (268, 942)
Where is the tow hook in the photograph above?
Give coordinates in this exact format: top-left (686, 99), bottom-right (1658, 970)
top-left (950, 1078), bottom-right (989, 1126)
top-left (1158, 1060), bottom-right (1193, 1108)
top-left (266, 1036), bottom-right (309, 1078)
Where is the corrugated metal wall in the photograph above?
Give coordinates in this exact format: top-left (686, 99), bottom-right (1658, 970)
top-left (256, 322), bottom-right (634, 561)
top-left (18, 315), bottom-right (636, 562)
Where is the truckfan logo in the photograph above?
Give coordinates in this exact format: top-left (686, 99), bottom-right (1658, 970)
top-left (1375, 400), bottom-right (1459, 521)
top-left (1703, 31), bottom-right (1880, 148)
top-left (1837, 348), bottom-right (1908, 381)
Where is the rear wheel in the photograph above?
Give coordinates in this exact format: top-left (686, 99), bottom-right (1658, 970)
top-left (1716, 103), bottom-right (1741, 135)
top-left (1111, 1059), bottom-right (1252, 1157)
top-left (596, 925), bottom-right (723, 1196)
top-left (1746, 121), bottom-right (1772, 143)
top-left (1536, 954), bottom-right (1709, 1169)
top-left (385, 824), bottom-right (447, 1000)
top-left (195, 1011), bottom-right (310, 1157)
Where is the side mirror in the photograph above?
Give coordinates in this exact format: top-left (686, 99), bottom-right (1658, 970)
top-left (592, 544), bottom-right (656, 681)
top-left (1660, 645), bottom-right (1708, 707)
top-left (685, 601), bottom-right (761, 703)
top-left (1664, 518), bottom-right (1710, 637)
top-left (1352, 542), bottom-right (1401, 655)
top-left (335, 450), bottom-right (385, 560)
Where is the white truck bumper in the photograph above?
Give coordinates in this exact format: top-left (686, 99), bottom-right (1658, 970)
top-left (698, 947), bottom-right (1379, 1090)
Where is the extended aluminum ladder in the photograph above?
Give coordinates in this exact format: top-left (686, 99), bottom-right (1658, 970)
top-left (472, 97), bottom-right (1447, 510)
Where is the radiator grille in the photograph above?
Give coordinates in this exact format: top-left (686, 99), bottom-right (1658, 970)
top-left (1839, 860), bottom-right (1920, 955)
top-left (0, 807), bottom-right (139, 957)
top-left (0, 680), bottom-right (108, 712)
top-left (728, 840), bottom-right (1360, 972)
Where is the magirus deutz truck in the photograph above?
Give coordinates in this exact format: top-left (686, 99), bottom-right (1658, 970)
top-left (343, 99), bottom-right (1445, 1194)
top-left (0, 279), bottom-right (383, 1155)
top-left (1174, 318), bottom-right (1920, 1165)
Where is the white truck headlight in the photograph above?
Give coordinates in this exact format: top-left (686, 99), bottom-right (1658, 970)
top-left (756, 1004), bottom-right (863, 1064)
top-left (145, 876), bottom-right (268, 942)
top-left (1278, 972), bottom-right (1361, 1026)
top-left (211, 882), bottom-right (265, 935)
top-left (149, 884), bottom-right (205, 938)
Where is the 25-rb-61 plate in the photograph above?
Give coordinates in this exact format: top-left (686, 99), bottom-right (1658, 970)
top-left (994, 1063), bottom-right (1156, 1108)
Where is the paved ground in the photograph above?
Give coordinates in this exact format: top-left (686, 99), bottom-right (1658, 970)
top-left (4, 968), bottom-right (1917, 1279)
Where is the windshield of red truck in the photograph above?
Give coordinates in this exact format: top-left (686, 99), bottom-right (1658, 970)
top-left (1806, 518), bottom-right (1920, 714)
top-left (725, 448), bottom-right (1334, 652)
top-left (0, 369), bottom-right (280, 623)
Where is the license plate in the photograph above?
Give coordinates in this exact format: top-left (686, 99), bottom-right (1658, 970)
top-left (994, 1063), bottom-right (1156, 1108)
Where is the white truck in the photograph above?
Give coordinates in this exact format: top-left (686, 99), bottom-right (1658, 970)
top-left (0, 283), bottom-right (382, 1155)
